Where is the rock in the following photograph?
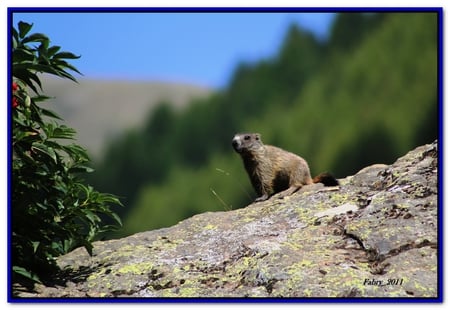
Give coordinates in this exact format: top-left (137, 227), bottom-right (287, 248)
top-left (314, 202), bottom-right (358, 219)
top-left (13, 141), bottom-right (439, 298)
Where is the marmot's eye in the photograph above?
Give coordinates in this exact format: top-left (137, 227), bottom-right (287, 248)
top-left (244, 135), bottom-right (251, 140)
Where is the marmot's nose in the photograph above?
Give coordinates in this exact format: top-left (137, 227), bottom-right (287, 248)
top-left (232, 138), bottom-right (240, 151)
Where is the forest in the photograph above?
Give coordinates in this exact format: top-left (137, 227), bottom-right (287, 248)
top-left (87, 12), bottom-right (438, 238)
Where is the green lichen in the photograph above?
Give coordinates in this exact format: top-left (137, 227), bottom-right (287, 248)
top-left (204, 224), bottom-right (217, 230)
top-left (412, 280), bottom-right (436, 296)
top-left (329, 192), bottom-right (352, 205)
top-left (345, 219), bottom-right (371, 241)
top-left (150, 236), bottom-right (183, 251)
top-left (322, 267), bottom-right (368, 296)
top-left (167, 286), bottom-right (201, 297)
top-left (298, 259), bottom-right (314, 268)
top-left (303, 288), bottom-right (313, 297)
top-left (117, 261), bottom-right (154, 275)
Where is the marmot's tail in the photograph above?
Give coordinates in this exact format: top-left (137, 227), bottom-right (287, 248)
top-left (312, 172), bottom-right (339, 186)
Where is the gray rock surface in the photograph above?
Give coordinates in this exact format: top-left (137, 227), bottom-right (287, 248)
top-left (13, 141), bottom-right (439, 298)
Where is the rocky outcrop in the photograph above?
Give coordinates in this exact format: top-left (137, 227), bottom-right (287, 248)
top-left (14, 141), bottom-right (439, 298)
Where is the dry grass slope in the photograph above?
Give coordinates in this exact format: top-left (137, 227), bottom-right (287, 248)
top-left (41, 76), bottom-right (213, 159)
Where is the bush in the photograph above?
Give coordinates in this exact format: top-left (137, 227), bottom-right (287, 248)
top-left (11, 21), bottom-right (122, 283)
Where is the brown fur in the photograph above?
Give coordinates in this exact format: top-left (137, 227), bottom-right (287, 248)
top-left (232, 133), bottom-right (338, 202)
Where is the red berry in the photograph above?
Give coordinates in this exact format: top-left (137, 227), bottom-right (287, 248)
top-left (12, 97), bottom-right (19, 108)
top-left (12, 82), bottom-right (18, 92)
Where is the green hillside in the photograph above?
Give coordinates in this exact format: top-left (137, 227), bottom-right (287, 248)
top-left (89, 12), bottom-right (438, 237)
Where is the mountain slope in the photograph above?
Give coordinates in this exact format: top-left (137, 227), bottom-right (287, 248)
top-left (42, 77), bottom-right (212, 159)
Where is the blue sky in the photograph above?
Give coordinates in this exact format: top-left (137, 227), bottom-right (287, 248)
top-left (12, 11), bottom-right (336, 88)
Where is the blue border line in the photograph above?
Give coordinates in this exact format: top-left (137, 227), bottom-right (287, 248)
top-left (7, 7), bottom-right (444, 303)
top-left (7, 7), bottom-right (13, 305)
top-left (8, 297), bottom-right (444, 304)
top-left (436, 7), bottom-right (444, 302)
top-left (8, 7), bottom-right (444, 13)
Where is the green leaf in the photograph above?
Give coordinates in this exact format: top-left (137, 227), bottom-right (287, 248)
top-left (32, 241), bottom-right (40, 253)
top-left (83, 210), bottom-right (101, 224)
top-left (44, 140), bottom-right (63, 150)
top-left (52, 59), bottom-right (83, 75)
top-left (53, 182), bottom-right (68, 195)
top-left (74, 182), bottom-right (89, 194)
top-left (15, 63), bottom-right (59, 76)
top-left (38, 39), bottom-right (50, 53)
top-left (82, 241), bottom-right (94, 256)
top-left (69, 165), bottom-right (94, 174)
top-left (40, 107), bottom-right (62, 120)
top-left (43, 123), bottom-right (76, 140)
top-left (47, 45), bottom-right (61, 57)
top-left (99, 224), bottom-right (122, 233)
top-left (63, 144), bottom-right (90, 161)
top-left (33, 95), bottom-right (53, 103)
top-left (12, 48), bottom-right (35, 63)
top-left (51, 241), bottom-right (64, 254)
top-left (100, 194), bottom-right (123, 206)
top-left (18, 21), bottom-right (33, 39)
top-left (12, 68), bottom-right (40, 94)
top-left (109, 211), bottom-right (123, 227)
top-left (13, 266), bottom-right (42, 283)
top-left (12, 35), bottom-right (18, 49)
top-left (51, 125), bottom-right (77, 139)
top-left (63, 239), bottom-right (75, 253)
top-left (31, 142), bottom-right (58, 163)
top-left (13, 130), bottom-right (39, 143)
top-left (12, 27), bottom-right (19, 42)
top-left (22, 33), bottom-right (49, 44)
top-left (27, 72), bottom-right (43, 91)
top-left (54, 51), bottom-right (81, 59)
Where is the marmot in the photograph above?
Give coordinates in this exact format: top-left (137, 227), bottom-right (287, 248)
top-left (232, 133), bottom-right (338, 202)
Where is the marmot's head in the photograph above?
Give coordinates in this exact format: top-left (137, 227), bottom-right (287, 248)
top-left (232, 133), bottom-right (263, 154)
